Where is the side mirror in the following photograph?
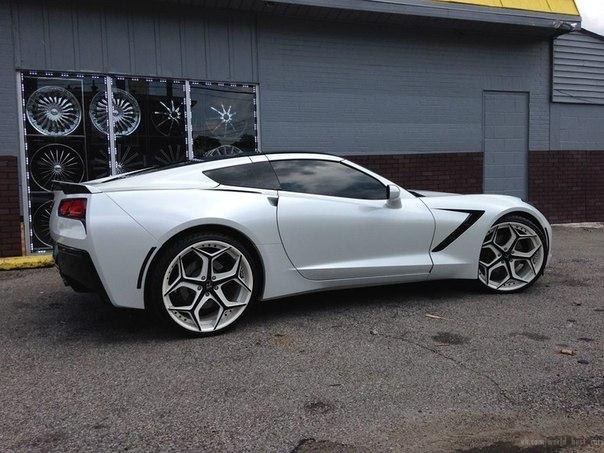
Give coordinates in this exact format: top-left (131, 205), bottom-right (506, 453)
top-left (387, 185), bottom-right (401, 201)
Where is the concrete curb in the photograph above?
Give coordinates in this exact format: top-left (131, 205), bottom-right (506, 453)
top-left (552, 222), bottom-right (604, 229)
top-left (0, 255), bottom-right (54, 271)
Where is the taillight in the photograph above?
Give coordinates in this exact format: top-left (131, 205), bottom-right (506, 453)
top-left (58, 198), bottom-right (87, 220)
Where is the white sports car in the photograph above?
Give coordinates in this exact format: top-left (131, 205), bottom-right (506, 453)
top-left (50, 153), bottom-right (551, 335)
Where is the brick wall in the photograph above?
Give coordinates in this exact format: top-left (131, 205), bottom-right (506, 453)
top-left (0, 156), bottom-right (21, 257)
top-left (347, 151), bottom-right (603, 224)
top-left (346, 152), bottom-right (484, 194)
top-left (529, 151), bottom-right (604, 223)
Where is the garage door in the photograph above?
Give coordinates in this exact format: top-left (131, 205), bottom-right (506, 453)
top-left (483, 91), bottom-right (529, 199)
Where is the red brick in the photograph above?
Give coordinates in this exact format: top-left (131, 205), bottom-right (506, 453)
top-left (0, 156), bottom-right (22, 257)
top-left (346, 152), bottom-right (483, 194)
top-left (528, 150), bottom-right (603, 223)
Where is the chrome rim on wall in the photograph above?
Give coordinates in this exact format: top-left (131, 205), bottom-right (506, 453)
top-left (478, 222), bottom-right (544, 291)
top-left (90, 89), bottom-right (141, 136)
top-left (91, 145), bottom-right (145, 178)
top-left (162, 241), bottom-right (254, 333)
top-left (204, 145), bottom-right (243, 158)
top-left (26, 86), bottom-right (82, 136)
top-left (30, 144), bottom-right (85, 191)
top-left (32, 201), bottom-right (54, 247)
top-left (152, 99), bottom-right (185, 136)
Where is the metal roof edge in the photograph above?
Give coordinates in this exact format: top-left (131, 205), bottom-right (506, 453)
top-left (267, 0), bottom-right (581, 31)
top-left (577, 28), bottom-right (604, 42)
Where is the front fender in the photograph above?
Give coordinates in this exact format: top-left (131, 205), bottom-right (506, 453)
top-left (421, 194), bottom-right (552, 279)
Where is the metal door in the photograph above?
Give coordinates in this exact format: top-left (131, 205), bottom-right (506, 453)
top-left (483, 91), bottom-right (529, 199)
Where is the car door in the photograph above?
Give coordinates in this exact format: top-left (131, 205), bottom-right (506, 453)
top-left (268, 155), bottom-right (435, 280)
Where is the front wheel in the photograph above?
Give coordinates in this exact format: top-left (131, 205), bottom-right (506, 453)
top-left (478, 215), bottom-right (547, 293)
top-left (147, 232), bottom-right (259, 335)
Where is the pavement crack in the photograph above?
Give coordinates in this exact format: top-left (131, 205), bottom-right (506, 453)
top-left (376, 332), bottom-right (514, 405)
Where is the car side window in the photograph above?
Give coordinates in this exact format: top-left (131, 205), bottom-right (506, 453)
top-left (270, 159), bottom-right (387, 200)
top-left (203, 161), bottom-right (280, 190)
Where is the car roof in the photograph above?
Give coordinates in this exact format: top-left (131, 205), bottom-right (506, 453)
top-left (83, 153), bottom-right (345, 191)
top-left (263, 152), bottom-right (342, 162)
top-left (181, 152), bottom-right (344, 171)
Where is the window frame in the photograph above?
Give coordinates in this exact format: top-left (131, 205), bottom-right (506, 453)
top-left (269, 158), bottom-right (389, 200)
top-left (203, 159), bottom-right (280, 191)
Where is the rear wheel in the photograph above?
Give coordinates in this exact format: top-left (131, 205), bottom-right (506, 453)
top-left (478, 215), bottom-right (546, 293)
top-left (147, 232), bottom-right (259, 335)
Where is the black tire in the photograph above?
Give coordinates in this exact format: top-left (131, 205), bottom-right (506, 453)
top-left (146, 231), bottom-right (261, 336)
top-left (477, 214), bottom-right (548, 294)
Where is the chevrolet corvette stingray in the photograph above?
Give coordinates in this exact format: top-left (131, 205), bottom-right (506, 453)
top-left (50, 153), bottom-right (551, 335)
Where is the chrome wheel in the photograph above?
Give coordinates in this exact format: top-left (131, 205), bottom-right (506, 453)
top-left (90, 89), bottom-right (141, 136)
top-left (162, 240), bottom-right (254, 333)
top-left (478, 221), bottom-right (545, 291)
top-left (26, 86), bottom-right (82, 136)
top-left (32, 200), bottom-right (53, 247)
top-left (91, 145), bottom-right (144, 178)
top-left (204, 145), bottom-right (243, 158)
top-left (31, 144), bottom-right (85, 191)
top-left (206, 103), bottom-right (247, 139)
top-left (155, 144), bottom-right (186, 166)
top-left (152, 99), bottom-right (184, 136)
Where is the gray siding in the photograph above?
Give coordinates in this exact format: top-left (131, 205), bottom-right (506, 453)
top-left (257, 16), bottom-right (551, 155)
top-left (10, 0), bottom-right (258, 82)
top-left (0, 0), bottom-right (19, 157)
top-left (2, 0), bottom-right (603, 159)
top-left (550, 103), bottom-right (604, 150)
top-left (553, 31), bottom-right (604, 105)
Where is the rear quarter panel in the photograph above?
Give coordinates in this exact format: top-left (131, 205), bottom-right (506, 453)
top-left (51, 192), bottom-right (158, 309)
top-left (106, 189), bottom-right (303, 301)
top-left (106, 189), bottom-right (283, 247)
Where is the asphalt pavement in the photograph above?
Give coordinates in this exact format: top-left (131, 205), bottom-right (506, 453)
top-left (0, 226), bottom-right (602, 452)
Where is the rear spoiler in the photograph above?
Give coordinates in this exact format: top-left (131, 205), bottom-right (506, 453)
top-left (52, 181), bottom-right (99, 194)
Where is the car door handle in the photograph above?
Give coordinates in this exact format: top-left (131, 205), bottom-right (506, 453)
top-left (267, 195), bottom-right (278, 207)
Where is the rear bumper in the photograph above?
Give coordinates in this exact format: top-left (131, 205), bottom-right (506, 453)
top-left (53, 243), bottom-right (105, 294)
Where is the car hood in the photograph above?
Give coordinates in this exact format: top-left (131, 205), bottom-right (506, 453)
top-left (409, 189), bottom-right (459, 198)
top-left (410, 190), bottom-right (523, 204)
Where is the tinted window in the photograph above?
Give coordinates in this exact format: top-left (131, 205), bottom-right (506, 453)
top-left (271, 159), bottom-right (387, 200)
top-left (204, 161), bottom-right (280, 190)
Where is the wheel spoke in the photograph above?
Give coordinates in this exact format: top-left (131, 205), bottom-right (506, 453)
top-left (212, 279), bottom-right (250, 308)
top-left (479, 243), bottom-right (502, 267)
top-left (486, 260), bottom-right (510, 288)
top-left (509, 259), bottom-right (531, 283)
top-left (163, 257), bottom-right (184, 296)
top-left (212, 254), bottom-right (241, 283)
top-left (512, 243), bottom-right (541, 259)
top-left (496, 275), bottom-right (511, 289)
top-left (193, 292), bottom-right (223, 331)
top-left (237, 273), bottom-right (252, 292)
top-left (511, 224), bottom-right (537, 238)
top-left (493, 224), bottom-right (517, 252)
top-left (169, 309), bottom-right (199, 329)
top-left (528, 257), bottom-right (538, 276)
top-left (164, 281), bottom-right (202, 310)
top-left (187, 248), bottom-right (210, 281)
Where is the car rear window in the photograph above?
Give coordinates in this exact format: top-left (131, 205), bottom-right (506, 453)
top-left (204, 161), bottom-right (280, 190)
